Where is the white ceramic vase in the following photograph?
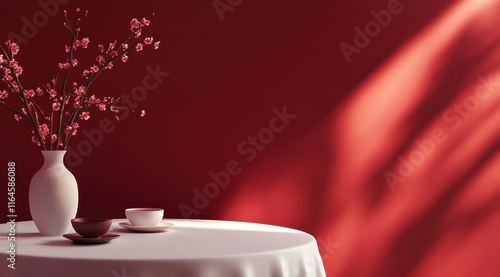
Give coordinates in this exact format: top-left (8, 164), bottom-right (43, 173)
top-left (29, 150), bottom-right (79, 236)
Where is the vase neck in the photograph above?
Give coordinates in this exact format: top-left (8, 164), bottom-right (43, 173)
top-left (41, 150), bottom-right (67, 166)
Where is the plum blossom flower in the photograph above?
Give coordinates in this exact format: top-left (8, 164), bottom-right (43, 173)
top-left (121, 54), bottom-right (128, 63)
top-left (9, 42), bottom-right (20, 56)
top-left (81, 38), bottom-right (90, 48)
top-left (36, 87), bottom-right (43, 96)
top-left (24, 89), bottom-right (35, 98)
top-left (52, 102), bottom-right (61, 111)
top-left (48, 89), bottom-right (57, 98)
top-left (135, 43), bottom-right (143, 51)
top-left (38, 123), bottom-right (50, 138)
top-left (144, 37), bottom-right (153, 45)
top-left (90, 65), bottom-right (99, 73)
top-left (130, 18), bottom-right (141, 30)
top-left (140, 110), bottom-right (146, 117)
top-left (58, 63), bottom-right (70, 69)
top-left (97, 103), bottom-right (106, 111)
top-left (134, 29), bottom-right (142, 38)
top-left (154, 41), bottom-right (160, 50)
top-left (51, 134), bottom-right (58, 143)
top-left (14, 114), bottom-right (22, 121)
top-left (64, 125), bottom-right (72, 135)
top-left (74, 86), bottom-right (86, 96)
top-left (80, 111), bottom-right (90, 120)
top-left (108, 40), bottom-right (117, 52)
top-left (105, 63), bottom-right (113, 69)
top-left (0, 90), bottom-right (8, 100)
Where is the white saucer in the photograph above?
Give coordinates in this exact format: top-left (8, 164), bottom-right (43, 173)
top-left (118, 222), bottom-right (173, 233)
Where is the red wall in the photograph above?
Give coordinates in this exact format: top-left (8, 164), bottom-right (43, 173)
top-left (1, 0), bottom-right (500, 276)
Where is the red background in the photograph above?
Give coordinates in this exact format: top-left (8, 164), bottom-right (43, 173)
top-left (1, 0), bottom-right (500, 276)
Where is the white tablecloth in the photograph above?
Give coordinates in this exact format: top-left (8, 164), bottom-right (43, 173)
top-left (0, 219), bottom-right (326, 277)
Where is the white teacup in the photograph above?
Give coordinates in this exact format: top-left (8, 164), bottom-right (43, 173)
top-left (126, 208), bottom-right (164, 226)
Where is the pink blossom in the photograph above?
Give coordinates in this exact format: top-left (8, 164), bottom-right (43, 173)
top-left (0, 54), bottom-right (5, 64)
top-left (76, 7), bottom-right (80, 12)
top-left (88, 95), bottom-right (97, 104)
top-left (80, 111), bottom-right (90, 120)
top-left (0, 90), bottom-right (8, 100)
top-left (22, 108), bottom-right (27, 114)
top-left (90, 66), bottom-right (99, 73)
top-left (65, 45), bottom-right (71, 53)
top-left (14, 114), bottom-right (22, 121)
top-left (98, 44), bottom-right (104, 53)
top-left (122, 43), bottom-right (129, 50)
top-left (65, 111), bottom-right (70, 116)
top-left (108, 40), bottom-right (117, 52)
top-left (11, 82), bottom-right (19, 91)
top-left (85, 10), bottom-right (89, 17)
top-left (73, 40), bottom-right (81, 49)
top-left (134, 29), bottom-right (142, 38)
top-left (121, 54), bottom-right (129, 63)
top-left (58, 63), bottom-right (70, 69)
top-left (140, 110), bottom-right (146, 117)
top-left (36, 87), bottom-right (43, 96)
top-left (15, 66), bottom-right (23, 76)
top-left (51, 134), bottom-right (58, 143)
top-left (144, 37), bottom-right (153, 45)
top-left (97, 103), bottom-right (106, 111)
top-left (31, 136), bottom-right (40, 146)
top-left (141, 18), bottom-right (151, 26)
top-left (74, 96), bottom-right (81, 108)
top-left (105, 63), bottom-right (113, 69)
top-left (130, 18), bottom-right (141, 30)
top-left (48, 89), bottom-right (57, 98)
top-left (82, 38), bottom-right (90, 48)
top-left (83, 70), bottom-right (90, 77)
top-left (109, 50), bottom-right (118, 58)
top-left (154, 41), bottom-right (160, 50)
top-left (96, 55), bottom-right (105, 65)
top-left (38, 123), bottom-right (50, 138)
top-left (24, 89), bottom-right (35, 98)
top-left (72, 122), bottom-right (79, 129)
top-left (135, 43), bottom-right (143, 52)
top-left (52, 102), bottom-right (61, 111)
top-left (9, 43), bottom-right (20, 56)
top-left (64, 125), bottom-right (72, 135)
top-left (72, 59), bottom-right (78, 67)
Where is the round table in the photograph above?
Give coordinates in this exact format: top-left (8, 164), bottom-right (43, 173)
top-left (0, 219), bottom-right (326, 277)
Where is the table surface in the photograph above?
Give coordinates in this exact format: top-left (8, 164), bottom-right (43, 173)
top-left (1, 219), bottom-right (326, 277)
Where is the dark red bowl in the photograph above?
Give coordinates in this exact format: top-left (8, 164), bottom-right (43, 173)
top-left (71, 218), bottom-right (112, 238)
